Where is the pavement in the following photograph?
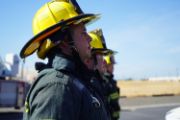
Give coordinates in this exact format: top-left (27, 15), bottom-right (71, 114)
top-left (0, 95), bottom-right (180, 120)
top-left (120, 95), bottom-right (180, 120)
top-left (120, 95), bottom-right (180, 110)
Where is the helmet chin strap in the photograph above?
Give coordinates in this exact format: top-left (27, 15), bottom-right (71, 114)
top-left (66, 30), bottom-right (81, 59)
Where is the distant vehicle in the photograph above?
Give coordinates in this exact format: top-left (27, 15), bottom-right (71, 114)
top-left (0, 53), bottom-right (30, 109)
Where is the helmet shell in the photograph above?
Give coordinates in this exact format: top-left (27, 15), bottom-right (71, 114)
top-left (20, 1), bottom-right (100, 58)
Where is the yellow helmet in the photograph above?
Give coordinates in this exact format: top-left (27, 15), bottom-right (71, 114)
top-left (53, 0), bottom-right (69, 2)
top-left (37, 39), bottom-right (56, 59)
top-left (89, 32), bottom-right (103, 49)
top-left (103, 54), bottom-right (115, 65)
top-left (89, 29), bottom-right (114, 55)
top-left (36, 0), bottom-right (84, 59)
top-left (89, 28), bottom-right (106, 49)
top-left (20, 0), bottom-right (100, 58)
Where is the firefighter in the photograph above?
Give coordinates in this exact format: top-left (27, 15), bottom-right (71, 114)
top-left (20, 1), bottom-right (110, 120)
top-left (89, 28), bottom-right (121, 120)
top-left (103, 53), bottom-right (121, 120)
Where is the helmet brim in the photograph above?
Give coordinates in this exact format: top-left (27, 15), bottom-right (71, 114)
top-left (91, 48), bottom-right (117, 55)
top-left (20, 14), bottom-right (100, 58)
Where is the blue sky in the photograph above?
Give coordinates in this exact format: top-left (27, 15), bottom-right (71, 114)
top-left (1, 0), bottom-right (180, 79)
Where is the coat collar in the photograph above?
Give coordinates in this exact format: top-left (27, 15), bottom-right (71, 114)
top-left (52, 54), bottom-right (75, 72)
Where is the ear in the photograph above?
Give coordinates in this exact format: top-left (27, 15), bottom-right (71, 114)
top-left (58, 40), bottom-right (73, 55)
top-left (59, 41), bottom-right (68, 48)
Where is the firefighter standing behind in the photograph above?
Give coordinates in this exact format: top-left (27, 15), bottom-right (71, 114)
top-left (89, 29), bottom-right (121, 120)
top-left (103, 53), bottom-right (121, 120)
top-left (20, 1), bottom-right (110, 120)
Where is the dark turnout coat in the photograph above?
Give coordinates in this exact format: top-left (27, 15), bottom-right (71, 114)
top-left (90, 71), bottom-right (121, 120)
top-left (23, 54), bottom-right (110, 120)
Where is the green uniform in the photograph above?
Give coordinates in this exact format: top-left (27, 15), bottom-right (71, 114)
top-left (102, 73), bottom-right (121, 120)
top-left (23, 54), bottom-right (110, 120)
top-left (90, 71), bottom-right (121, 120)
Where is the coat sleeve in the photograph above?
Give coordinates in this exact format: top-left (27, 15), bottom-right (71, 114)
top-left (29, 81), bottom-right (81, 120)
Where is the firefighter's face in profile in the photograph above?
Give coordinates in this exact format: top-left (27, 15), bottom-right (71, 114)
top-left (70, 23), bottom-right (92, 61)
top-left (106, 63), bottom-right (114, 74)
top-left (95, 54), bottom-right (107, 74)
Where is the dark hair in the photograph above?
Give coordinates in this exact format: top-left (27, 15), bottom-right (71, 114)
top-left (49, 29), bottom-right (68, 43)
top-left (46, 28), bottom-right (74, 66)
